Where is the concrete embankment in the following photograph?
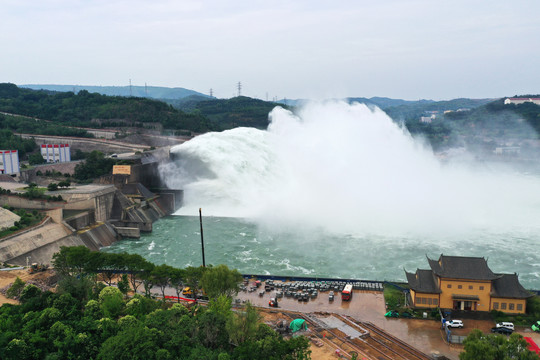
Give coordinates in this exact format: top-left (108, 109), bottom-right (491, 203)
top-left (0, 219), bottom-right (117, 266)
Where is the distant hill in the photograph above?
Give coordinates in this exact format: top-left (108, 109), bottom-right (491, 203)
top-left (21, 84), bottom-right (213, 101)
top-left (164, 95), bottom-right (217, 112)
top-left (194, 96), bottom-right (286, 130)
top-left (0, 83), bottom-right (213, 134)
top-left (346, 97), bottom-right (431, 109)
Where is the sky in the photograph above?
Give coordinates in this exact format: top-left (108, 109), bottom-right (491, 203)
top-left (2, 0), bottom-right (540, 101)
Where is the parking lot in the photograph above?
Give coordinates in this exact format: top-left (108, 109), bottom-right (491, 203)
top-left (234, 278), bottom-right (540, 360)
top-left (235, 278), bottom-right (386, 317)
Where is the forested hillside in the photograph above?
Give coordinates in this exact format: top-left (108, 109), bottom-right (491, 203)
top-left (22, 84), bottom-right (211, 101)
top-left (193, 96), bottom-right (286, 130)
top-left (383, 98), bottom-right (494, 121)
top-left (2, 83), bottom-right (538, 154)
top-left (0, 83), bottom-right (214, 133)
top-left (405, 96), bottom-right (540, 151)
top-left (0, 129), bottom-right (36, 157)
top-left (0, 246), bottom-right (310, 360)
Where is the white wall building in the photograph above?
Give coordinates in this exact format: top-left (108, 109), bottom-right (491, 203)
top-left (41, 144), bottom-right (71, 163)
top-left (0, 150), bottom-right (20, 174)
top-left (504, 98), bottom-right (540, 105)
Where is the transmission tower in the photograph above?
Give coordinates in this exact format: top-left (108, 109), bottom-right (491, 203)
top-left (209, 88), bottom-right (213, 97)
top-left (237, 82), bottom-right (242, 97)
top-left (129, 79), bottom-right (132, 97)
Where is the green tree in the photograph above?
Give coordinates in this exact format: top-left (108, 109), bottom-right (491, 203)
top-left (28, 153), bottom-right (45, 165)
top-left (97, 324), bottom-right (161, 360)
top-left (118, 274), bottom-right (130, 296)
top-left (169, 267), bottom-right (185, 302)
top-left (226, 301), bottom-right (261, 346)
top-left (184, 266), bottom-right (206, 299)
top-left (152, 264), bottom-right (175, 299)
top-left (73, 151), bottom-right (115, 181)
top-left (207, 294), bottom-right (233, 319)
top-left (6, 277), bottom-right (26, 299)
top-left (141, 271), bottom-right (155, 298)
top-left (460, 329), bottom-right (539, 360)
top-left (47, 183), bottom-right (59, 191)
top-left (201, 264), bottom-right (242, 299)
top-left (3, 338), bottom-right (31, 360)
top-left (19, 284), bottom-right (42, 303)
top-left (124, 254), bottom-right (154, 294)
top-left (52, 245), bottom-right (94, 277)
top-left (99, 287), bottom-right (125, 319)
top-left (58, 180), bottom-right (71, 188)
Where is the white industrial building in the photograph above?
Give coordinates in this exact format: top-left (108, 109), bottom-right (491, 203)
top-left (41, 144), bottom-right (71, 163)
top-left (504, 98), bottom-right (540, 105)
top-left (0, 150), bottom-right (20, 174)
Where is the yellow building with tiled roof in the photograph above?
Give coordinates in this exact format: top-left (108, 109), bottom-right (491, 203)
top-left (405, 255), bottom-right (532, 314)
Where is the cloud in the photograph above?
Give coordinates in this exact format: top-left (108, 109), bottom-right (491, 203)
top-left (2, 0), bottom-right (539, 99)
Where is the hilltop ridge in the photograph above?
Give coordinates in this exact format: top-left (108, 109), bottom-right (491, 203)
top-left (21, 84), bottom-right (212, 101)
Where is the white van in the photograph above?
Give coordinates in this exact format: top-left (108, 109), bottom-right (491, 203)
top-left (496, 322), bottom-right (515, 331)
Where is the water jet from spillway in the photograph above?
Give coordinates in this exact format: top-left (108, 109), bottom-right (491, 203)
top-left (161, 101), bottom-right (540, 237)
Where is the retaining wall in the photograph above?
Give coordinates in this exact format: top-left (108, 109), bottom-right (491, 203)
top-left (3, 222), bottom-right (117, 266)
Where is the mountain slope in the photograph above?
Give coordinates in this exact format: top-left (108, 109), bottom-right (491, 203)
top-left (21, 84), bottom-right (212, 100)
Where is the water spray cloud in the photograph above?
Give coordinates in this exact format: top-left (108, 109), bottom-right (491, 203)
top-left (163, 101), bottom-right (540, 236)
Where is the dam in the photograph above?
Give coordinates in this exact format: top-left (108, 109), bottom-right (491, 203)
top-left (103, 101), bottom-right (540, 289)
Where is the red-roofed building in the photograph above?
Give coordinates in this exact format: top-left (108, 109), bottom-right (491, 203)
top-left (0, 150), bottom-right (19, 174)
top-left (40, 144), bottom-right (71, 163)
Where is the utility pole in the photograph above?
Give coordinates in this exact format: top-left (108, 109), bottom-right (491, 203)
top-left (237, 81), bottom-right (242, 97)
top-left (199, 208), bottom-right (206, 267)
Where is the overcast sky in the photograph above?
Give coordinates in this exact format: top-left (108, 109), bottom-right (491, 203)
top-left (2, 0), bottom-right (539, 100)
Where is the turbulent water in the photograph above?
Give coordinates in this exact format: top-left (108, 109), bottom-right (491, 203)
top-left (104, 101), bottom-right (540, 288)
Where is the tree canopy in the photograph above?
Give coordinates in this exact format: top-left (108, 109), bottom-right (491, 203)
top-left (0, 83), bottom-right (213, 133)
top-left (460, 329), bottom-right (539, 360)
top-left (0, 245), bottom-right (311, 360)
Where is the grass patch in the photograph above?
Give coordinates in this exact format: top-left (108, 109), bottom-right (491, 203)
top-left (384, 284), bottom-right (406, 310)
top-left (0, 208), bottom-right (44, 239)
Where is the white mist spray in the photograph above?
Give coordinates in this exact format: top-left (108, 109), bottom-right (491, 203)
top-left (162, 101), bottom-right (540, 236)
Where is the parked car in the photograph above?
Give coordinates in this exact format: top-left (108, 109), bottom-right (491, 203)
top-left (446, 320), bottom-right (464, 328)
top-left (491, 326), bottom-right (513, 335)
top-left (329, 292), bottom-right (334, 301)
top-left (496, 322), bottom-right (515, 331)
top-left (384, 311), bottom-right (399, 318)
top-left (269, 298), bottom-right (278, 307)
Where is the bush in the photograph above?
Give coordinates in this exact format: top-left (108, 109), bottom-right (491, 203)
top-left (28, 153), bottom-right (46, 165)
top-left (19, 284), bottom-right (42, 303)
top-left (6, 277), bottom-right (26, 299)
top-left (384, 285), bottom-right (406, 310)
